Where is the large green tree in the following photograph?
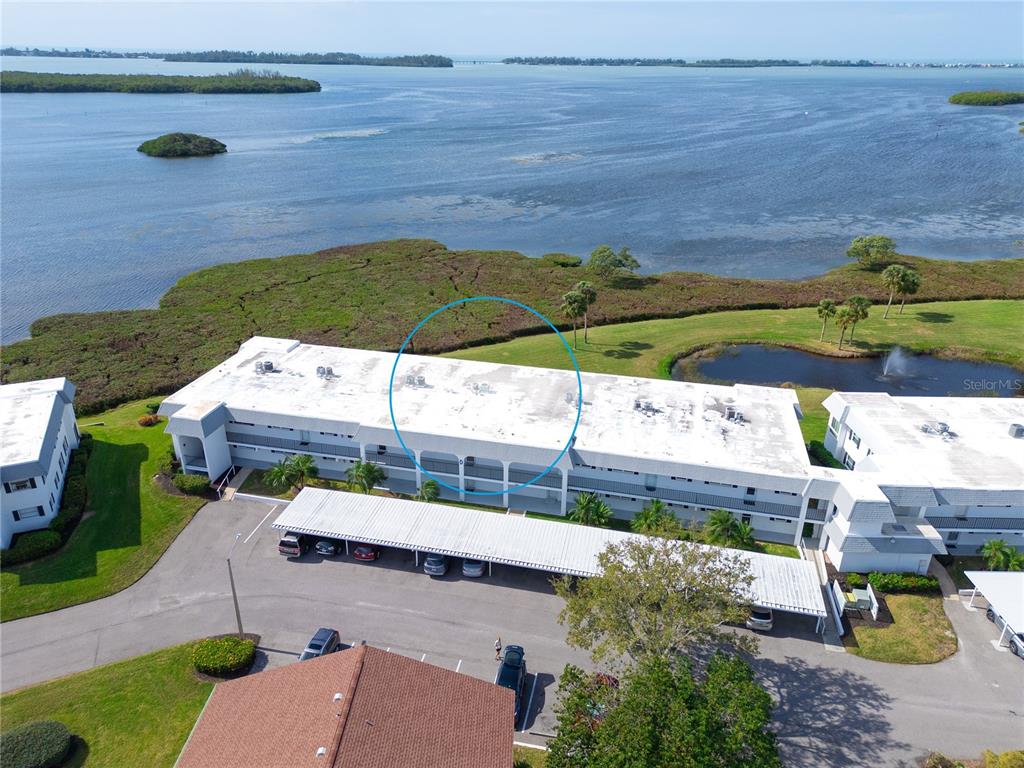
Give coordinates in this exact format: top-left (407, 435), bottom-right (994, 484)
top-left (264, 453), bottom-right (319, 492)
top-left (846, 235), bottom-right (896, 269)
top-left (980, 539), bottom-right (1016, 571)
top-left (346, 460), bottom-right (387, 494)
top-left (588, 244), bottom-right (640, 281)
top-left (705, 509), bottom-right (739, 545)
top-left (547, 654), bottom-right (780, 768)
top-left (554, 535), bottom-right (755, 663)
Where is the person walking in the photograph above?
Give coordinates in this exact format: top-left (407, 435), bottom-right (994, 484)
top-left (494, 636), bottom-right (502, 661)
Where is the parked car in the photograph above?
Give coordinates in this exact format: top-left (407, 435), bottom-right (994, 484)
top-left (315, 539), bottom-right (341, 556)
top-left (462, 559), bottom-right (486, 578)
top-left (352, 544), bottom-right (380, 561)
top-left (496, 644), bottom-right (528, 724)
top-left (987, 607), bottom-right (1024, 658)
top-left (745, 606), bottom-right (774, 632)
top-left (423, 553), bottom-right (449, 576)
top-left (299, 627), bottom-right (341, 660)
top-left (277, 532), bottom-right (309, 558)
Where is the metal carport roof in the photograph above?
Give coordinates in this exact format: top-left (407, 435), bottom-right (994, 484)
top-left (965, 571), bottom-right (1024, 634)
top-left (272, 488), bottom-right (827, 617)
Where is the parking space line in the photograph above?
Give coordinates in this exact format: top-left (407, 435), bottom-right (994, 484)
top-left (455, 659), bottom-right (462, 673)
top-left (493, 667), bottom-right (501, 684)
top-left (420, 653), bottom-right (427, 662)
top-left (243, 505), bottom-right (278, 543)
top-left (521, 674), bottom-right (539, 733)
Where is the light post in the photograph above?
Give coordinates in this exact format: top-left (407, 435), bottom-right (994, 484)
top-left (226, 532), bottom-right (244, 639)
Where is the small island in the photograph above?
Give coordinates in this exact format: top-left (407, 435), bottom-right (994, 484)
top-left (0, 69), bottom-right (320, 94)
top-left (137, 133), bottom-right (226, 158)
top-left (948, 90), bottom-right (1024, 106)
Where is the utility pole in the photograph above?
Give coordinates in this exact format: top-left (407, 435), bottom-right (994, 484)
top-left (227, 532), bottom-right (244, 639)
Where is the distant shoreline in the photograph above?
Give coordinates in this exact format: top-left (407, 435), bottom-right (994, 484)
top-left (0, 47), bottom-right (453, 68)
top-left (0, 70), bottom-right (321, 94)
top-left (500, 56), bottom-right (1024, 69)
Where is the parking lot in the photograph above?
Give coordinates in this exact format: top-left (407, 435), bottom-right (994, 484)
top-left (4, 497), bottom-right (1022, 765)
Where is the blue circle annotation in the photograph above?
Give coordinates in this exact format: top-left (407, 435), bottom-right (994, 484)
top-left (387, 296), bottom-right (583, 497)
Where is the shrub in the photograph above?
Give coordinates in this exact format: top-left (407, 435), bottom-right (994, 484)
top-left (868, 572), bottom-right (941, 594)
top-left (192, 636), bottom-right (256, 676)
top-left (145, 402), bottom-right (161, 414)
top-left (0, 720), bottom-right (73, 768)
top-left (77, 432), bottom-right (93, 455)
top-left (68, 450), bottom-right (88, 477)
top-left (1, 531), bottom-right (62, 567)
top-left (61, 475), bottom-right (87, 515)
top-left (173, 473), bottom-right (210, 495)
top-left (807, 441), bottom-right (844, 469)
top-left (921, 754), bottom-right (959, 768)
top-left (845, 573), bottom-right (864, 588)
top-left (156, 447), bottom-right (178, 476)
top-left (986, 750), bottom-right (1024, 768)
top-left (137, 414), bottom-right (161, 427)
top-left (540, 252), bottom-right (582, 267)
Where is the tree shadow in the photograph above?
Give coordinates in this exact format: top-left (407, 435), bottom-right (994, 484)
top-left (13, 441), bottom-right (146, 585)
top-left (64, 737), bottom-right (90, 768)
top-left (916, 312), bottom-right (954, 324)
top-left (752, 656), bottom-right (913, 768)
top-left (611, 274), bottom-right (659, 290)
top-left (602, 339), bottom-right (655, 359)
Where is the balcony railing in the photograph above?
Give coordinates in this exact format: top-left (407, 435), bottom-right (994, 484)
top-left (226, 431), bottom-right (360, 459)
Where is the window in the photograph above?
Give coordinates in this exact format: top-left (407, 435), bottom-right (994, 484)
top-left (947, 532), bottom-right (959, 542)
top-left (848, 430), bottom-right (861, 449)
top-left (4, 479), bottom-right (36, 493)
top-left (828, 417), bottom-right (839, 435)
top-left (11, 506), bottom-right (44, 522)
top-left (843, 454), bottom-right (856, 470)
top-left (58, 454), bottom-right (65, 471)
top-left (49, 493), bottom-right (55, 511)
top-left (741, 514), bottom-right (751, 525)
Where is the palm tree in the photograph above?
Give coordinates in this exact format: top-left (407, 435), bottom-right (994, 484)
top-left (835, 306), bottom-right (854, 350)
top-left (1007, 551), bottom-right (1024, 572)
top-left (981, 539), bottom-right (1015, 571)
top-left (733, 520), bottom-right (756, 549)
top-left (264, 458), bottom-right (298, 492)
top-left (289, 454), bottom-right (319, 490)
top-left (574, 281), bottom-right (598, 343)
top-left (816, 299), bottom-right (837, 341)
top-left (897, 268), bottom-right (921, 315)
top-left (416, 478), bottom-right (440, 502)
top-left (631, 498), bottom-right (670, 533)
top-left (881, 264), bottom-right (906, 319)
top-left (846, 296), bottom-right (872, 343)
top-left (347, 460), bottom-right (387, 494)
top-left (568, 492), bottom-right (612, 527)
top-left (561, 290), bottom-right (586, 349)
top-left (705, 509), bottom-right (738, 545)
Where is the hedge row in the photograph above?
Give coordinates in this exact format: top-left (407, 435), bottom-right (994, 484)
top-left (0, 720), bottom-right (72, 768)
top-left (192, 636), bottom-right (256, 676)
top-left (867, 572), bottom-right (941, 594)
top-left (173, 473), bottom-right (210, 495)
top-left (0, 531), bottom-right (64, 567)
top-left (807, 440), bottom-right (843, 469)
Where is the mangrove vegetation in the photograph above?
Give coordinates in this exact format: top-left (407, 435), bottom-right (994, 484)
top-left (0, 69), bottom-right (321, 93)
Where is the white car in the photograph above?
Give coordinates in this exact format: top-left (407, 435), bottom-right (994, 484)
top-left (987, 607), bottom-right (1024, 658)
top-left (745, 607), bottom-right (774, 632)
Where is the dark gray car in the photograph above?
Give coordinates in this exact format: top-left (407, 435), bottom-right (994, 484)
top-left (299, 627), bottom-right (340, 660)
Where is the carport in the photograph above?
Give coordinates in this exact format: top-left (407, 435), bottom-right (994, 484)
top-left (965, 571), bottom-right (1024, 648)
top-left (272, 488), bottom-right (827, 623)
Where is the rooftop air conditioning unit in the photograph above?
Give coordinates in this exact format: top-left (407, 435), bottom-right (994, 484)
top-left (405, 375), bottom-right (416, 385)
top-left (416, 375), bottom-right (426, 386)
top-left (325, 367), bottom-right (334, 377)
top-left (262, 360), bottom-right (274, 372)
top-left (634, 400), bottom-right (642, 410)
top-left (254, 362), bottom-right (265, 374)
top-left (1010, 423), bottom-right (1024, 439)
top-left (316, 366), bottom-right (326, 377)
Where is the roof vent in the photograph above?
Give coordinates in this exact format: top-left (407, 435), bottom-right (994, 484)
top-left (316, 746), bottom-right (327, 758)
top-left (333, 692), bottom-right (343, 702)
top-left (262, 360), bottom-right (274, 372)
top-left (316, 366), bottom-right (326, 377)
top-left (325, 366), bottom-right (334, 377)
top-left (254, 361), bottom-right (265, 374)
top-left (633, 400), bottom-right (642, 410)
top-left (405, 374), bottom-right (416, 385)
top-left (416, 375), bottom-right (426, 386)
top-left (1010, 423), bottom-right (1024, 438)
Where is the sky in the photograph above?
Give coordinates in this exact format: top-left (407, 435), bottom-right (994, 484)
top-left (2, 1), bottom-right (1022, 62)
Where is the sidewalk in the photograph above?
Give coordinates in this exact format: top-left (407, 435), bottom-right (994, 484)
top-left (219, 467), bottom-right (252, 501)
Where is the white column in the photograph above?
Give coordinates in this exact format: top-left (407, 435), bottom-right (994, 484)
top-left (794, 495), bottom-right (811, 546)
top-left (171, 434), bottom-right (185, 466)
top-left (359, 443), bottom-right (366, 462)
top-left (502, 462), bottom-right (510, 508)
top-left (458, 457), bottom-right (465, 501)
top-left (415, 450), bottom-right (422, 490)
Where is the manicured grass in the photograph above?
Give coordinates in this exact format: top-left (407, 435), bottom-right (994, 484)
top-left (753, 541), bottom-right (800, 559)
top-left (236, 468), bottom-right (346, 500)
top-left (4, 237), bottom-right (1021, 414)
top-left (0, 642), bottom-right (212, 768)
top-left (0, 400), bottom-right (205, 622)
top-left (843, 593), bottom-right (958, 664)
top-left (514, 745), bottom-right (549, 767)
top-left (447, 300), bottom-right (1024, 375)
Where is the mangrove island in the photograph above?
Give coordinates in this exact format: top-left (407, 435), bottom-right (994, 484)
top-left (137, 133), bottom-right (227, 158)
top-left (0, 68), bottom-right (321, 94)
top-left (948, 90), bottom-right (1024, 106)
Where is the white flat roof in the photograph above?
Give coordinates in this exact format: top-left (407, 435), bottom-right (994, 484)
top-left (163, 337), bottom-right (810, 476)
top-left (826, 392), bottom-right (1024, 490)
top-left (0, 378), bottom-right (73, 468)
top-left (965, 571), bottom-right (1024, 634)
top-left (272, 488), bottom-right (827, 617)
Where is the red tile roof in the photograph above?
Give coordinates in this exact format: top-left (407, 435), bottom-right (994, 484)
top-left (176, 645), bottom-right (514, 768)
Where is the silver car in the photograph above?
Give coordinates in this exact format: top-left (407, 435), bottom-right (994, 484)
top-left (462, 559), bottom-right (486, 578)
top-left (746, 607), bottom-right (774, 632)
top-left (423, 553), bottom-right (449, 576)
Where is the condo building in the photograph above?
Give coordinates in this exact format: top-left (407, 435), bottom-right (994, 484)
top-left (0, 378), bottom-right (80, 549)
top-left (160, 337), bottom-right (1024, 573)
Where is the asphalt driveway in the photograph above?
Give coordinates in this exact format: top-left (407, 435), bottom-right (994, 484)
top-left (2, 498), bottom-right (1021, 764)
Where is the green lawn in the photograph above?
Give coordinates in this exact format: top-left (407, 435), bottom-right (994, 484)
top-left (514, 745), bottom-right (549, 767)
top-left (0, 400), bottom-right (205, 622)
top-left (752, 541), bottom-right (800, 559)
top-left (843, 593), bottom-right (958, 664)
top-left (237, 468), bottom-right (347, 499)
top-left (0, 642), bottom-right (212, 768)
top-left (448, 300), bottom-right (1024, 446)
